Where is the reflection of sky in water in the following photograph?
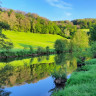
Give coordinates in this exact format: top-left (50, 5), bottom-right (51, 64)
top-left (67, 74), bottom-right (71, 79)
top-left (5, 77), bottom-right (55, 96)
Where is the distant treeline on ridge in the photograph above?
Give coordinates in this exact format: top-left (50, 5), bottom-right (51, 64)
top-left (0, 8), bottom-right (96, 38)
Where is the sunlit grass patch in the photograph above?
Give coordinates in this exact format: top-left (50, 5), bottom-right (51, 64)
top-left (2, 30), bottom-right (64, 50)
top-left (80, 29), bottom-right (89, 32)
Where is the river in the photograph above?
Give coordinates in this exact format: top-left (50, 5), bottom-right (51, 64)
top-left (0, 53), bottom-right (77, 96)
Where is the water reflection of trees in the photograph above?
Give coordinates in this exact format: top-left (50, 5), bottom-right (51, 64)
top-left (0, 54), bottom-right (77, 89)
top-left (54, 53), bottom-right (77, 75)
top-left (0, 62), bottom-right (55, 87)
top-left (50, 53), bottom-right (77, 95)
top-left (0, 88), bottom-right (11, 96)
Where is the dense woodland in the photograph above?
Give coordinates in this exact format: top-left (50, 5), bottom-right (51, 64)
top-left (0, 8), bottom-right (61, 35)
top-left (72, 18), bottom-right (96, 29)
top-left (0, 8), bottom-right (96, 39)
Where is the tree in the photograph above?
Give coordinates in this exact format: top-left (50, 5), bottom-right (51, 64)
top-left (9, 11), bottom-right (18, 31)
top-left (35, 22), bottom-right (42, 33)
top-left (16, 13), bottom-right (25, 31)
top-left (23, 17), bottom-right (31, 32)
top-left (0, 22), bottom-right (13, 49)
top-left (72, 30), bottom-right (89, 51)
top-left (54, 39), bottom-right (69, 53)
top-left (90, 24), bottom-right (96, 41)
top-left (0, 38), bottom-right (13, 49)
top-left (0, 12), bottom-right (9, 23)
top-left (0, 22), bottom-right (10, 29)
top-left (42, 25), bottom-right (49, 34)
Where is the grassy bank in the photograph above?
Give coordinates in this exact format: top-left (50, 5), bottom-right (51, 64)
top-left (0, 49), bottom-right (56, 58)
top-left (53, 59), bottom-right (96, 96)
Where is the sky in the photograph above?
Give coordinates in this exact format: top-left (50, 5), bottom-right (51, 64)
top-left (1, 0), bottom-right (96, 21)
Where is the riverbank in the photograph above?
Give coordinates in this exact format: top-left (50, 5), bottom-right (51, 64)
top-left (53, 59), bottom-right (96, 96)
top-left (0, 49), bottom-right (56, 59)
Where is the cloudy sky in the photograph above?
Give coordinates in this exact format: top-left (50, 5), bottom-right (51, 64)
top-left (1, 0), bottom-right (96, 21)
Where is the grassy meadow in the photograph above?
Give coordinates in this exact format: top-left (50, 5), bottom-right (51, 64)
top-left (2, 30), bottom-right (64, 50)
top-left (80, 29), bottom-right (89, 32)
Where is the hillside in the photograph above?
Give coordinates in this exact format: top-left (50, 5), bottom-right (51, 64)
top-left (2, 30), bottom-right (64, 50)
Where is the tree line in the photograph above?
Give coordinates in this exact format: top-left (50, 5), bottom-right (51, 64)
top-left (0, 8), bottom-right (96, 39)
top-left (72, 18), bottom-right (96, 29)
top-left (0, 8), bottom-right (78, 39)
top-left (0, 8), bottom-right (61, 34)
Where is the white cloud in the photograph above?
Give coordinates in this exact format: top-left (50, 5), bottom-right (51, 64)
top-left (65, 12), bottom-right (72, 16)
top-left (46, 0), bottom-right (72, 9)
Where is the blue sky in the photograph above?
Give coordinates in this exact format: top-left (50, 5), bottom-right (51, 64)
top-left (1, 0), bottom-right (96, 21)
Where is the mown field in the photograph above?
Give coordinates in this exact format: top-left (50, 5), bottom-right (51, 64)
top-left (2, 30), bottom-right (64, 50)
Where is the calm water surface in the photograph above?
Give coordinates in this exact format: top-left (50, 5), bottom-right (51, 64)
top-left (0, 54), bottom-right (77, 96)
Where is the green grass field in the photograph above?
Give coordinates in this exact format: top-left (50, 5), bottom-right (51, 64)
top-left (53, 59), bottom-right (96, 96)
top-left (80, 29), bottom-right (89, 32)
top-left (2, 30), bottom-right (64, 50)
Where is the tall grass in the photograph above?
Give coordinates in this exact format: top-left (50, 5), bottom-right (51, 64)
top-left (52, 59), bottom-right (96, 96)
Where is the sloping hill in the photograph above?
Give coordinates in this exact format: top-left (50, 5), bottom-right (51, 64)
top-left (3, 30), bottom-right (64, 50)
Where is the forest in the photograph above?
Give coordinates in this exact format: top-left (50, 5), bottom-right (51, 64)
top-left (0, 8), bottom-right (96, 39)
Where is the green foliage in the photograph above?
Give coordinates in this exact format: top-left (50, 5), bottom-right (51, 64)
top-left (0, 9), bottom-right (62, 36)
top-left (90, 41), bottom-right (96, 57)
top-left (52, 69), bottom-right (67, 79)
top-left (0, 22), bottom-right (10, 30)
top-left (46, 46), bottom-right (50, 53)
top-left (90, 24), bottom-right (96, 41)
top-left (0, 55), bottom-right (56, 87)
top-left (72, 18), bottom-right (96, 29)
top-left (1, 8), bottom-right (95, 40)
top-left (0, 29), bottom-right (13, 50)
top-left (29, 46), bottom-right (33, 53)
top-left (0, 89), bottom-right (11, 96)
top-left (0, 39), bottom-right (13, 49)
top-left (55, 53), bottom-right (66, 65)
top-left (71, 30), bottom-right (89, 50)
top-left (54, 39), bottom-right (69, 53)
top-left (53, 59), bottom-right (96, 96)
top-left (51, 71), bottom-right (60, 79)
top-left (0, 49), bottom-right (34, 57)
top-left (37, 46), bottom-right (45, 53)
top-left (55, 21), bottom-right (77, 38)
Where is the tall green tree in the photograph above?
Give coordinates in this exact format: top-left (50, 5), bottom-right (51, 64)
top-left (72, 30), bottom-right (89, 50)
top-left (90, 24), bottom-right (96, 41)
top-left (0, 22), bottom-right (13, 49)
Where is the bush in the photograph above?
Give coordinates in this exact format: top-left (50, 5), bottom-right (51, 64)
top-left (37, 46), bottom-right (44, 54)
top-left (0, 38), bottom-right (13, 50)
top-left (52, 69), bottom-right (67, 80)
top-left (90, 41), bottom-right (96, 57)
top-left (46, 46), bottom-right (50, 53)
top-left (90, 24), bottom-right (96, 41)
top-left (29, 46), bottom-right (33, 53)
top-left (0, 22), bottom-right (10, 30)
top-left (54, 39), bottom-right (69, 53)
